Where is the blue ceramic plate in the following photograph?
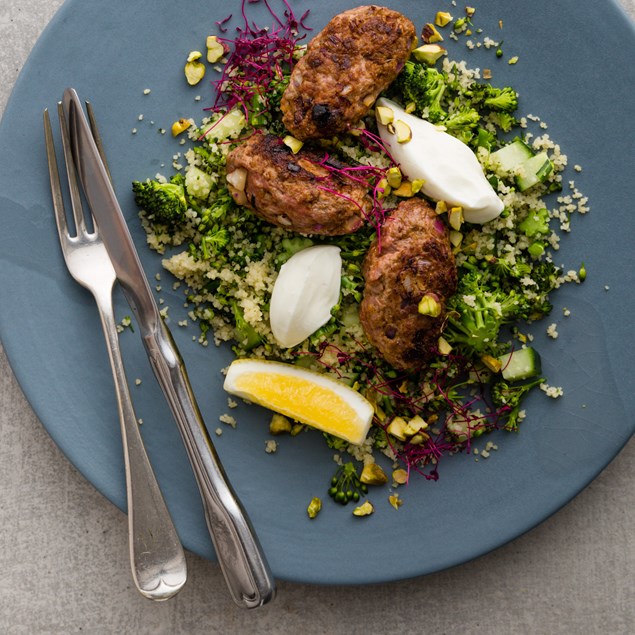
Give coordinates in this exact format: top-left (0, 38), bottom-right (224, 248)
top-left (1, 0), bottom-right (634, 584)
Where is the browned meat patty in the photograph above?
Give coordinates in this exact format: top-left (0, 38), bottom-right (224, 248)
top-left (225, 133), bottom-right (372, 235)
top-left (359, 198), bottom-right (457, 370)
top-left (280, 5), bottom-right (416, 140)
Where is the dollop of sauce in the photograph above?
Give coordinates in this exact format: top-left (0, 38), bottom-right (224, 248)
top-left (376, 97), bottom-right (504, 224)
top-left (269, 245), bottom-right (342, 348)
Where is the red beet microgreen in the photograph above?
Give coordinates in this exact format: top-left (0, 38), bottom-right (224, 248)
top-left (208, 0), bottom-right (310, 125)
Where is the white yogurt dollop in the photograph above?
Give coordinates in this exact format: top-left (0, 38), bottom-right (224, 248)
top-left (269, 245), bottom-right (342, 348)
top-left (376, 97), bottom-right (504, 224)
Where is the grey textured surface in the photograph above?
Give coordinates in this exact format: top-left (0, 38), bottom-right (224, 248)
top-left (1, 1), bottom-right (634, 633)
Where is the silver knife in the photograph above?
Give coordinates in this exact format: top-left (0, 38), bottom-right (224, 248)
top-left (62, 87), bottom-right (276, 609)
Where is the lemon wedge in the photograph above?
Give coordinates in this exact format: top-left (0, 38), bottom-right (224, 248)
top-left (223, 359), bottom-right (374, 445)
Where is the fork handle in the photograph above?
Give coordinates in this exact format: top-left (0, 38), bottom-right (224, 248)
top-left (142, 319), bottom-right (276, 609)
top-left (93, 287), bottom-right (187, 600)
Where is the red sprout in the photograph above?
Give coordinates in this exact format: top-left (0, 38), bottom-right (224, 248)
top-left (206, 0), bottom-right (311, 122)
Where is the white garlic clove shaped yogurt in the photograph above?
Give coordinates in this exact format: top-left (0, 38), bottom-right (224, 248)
top-left (376, 97), bottom-right (504, 224)
top-left (269, 245), bottom-right (342, 348)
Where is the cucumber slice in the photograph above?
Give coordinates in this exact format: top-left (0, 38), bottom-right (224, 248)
top-left (515, 152), bottom-right (553, 191)
top-left (498, 347), bottom-right (542, 381)
top-left (490, 138), bottom-right (534, 172)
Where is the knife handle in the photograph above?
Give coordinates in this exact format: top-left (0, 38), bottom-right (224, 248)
top-left (143, 319), bottom-right (276, 609)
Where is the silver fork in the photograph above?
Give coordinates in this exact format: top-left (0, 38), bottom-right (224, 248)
top-left (44, 103), bottom-right (187, 601)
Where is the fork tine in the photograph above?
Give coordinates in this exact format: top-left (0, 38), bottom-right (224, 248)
top-left (43, 108), bottom-right (71, 242)
top-left (85, 101), bottom-right (113, 184)
top-left (57, 101), bottom-right (89, 237)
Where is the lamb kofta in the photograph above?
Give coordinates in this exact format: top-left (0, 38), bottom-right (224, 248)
top-left (359, 198), bottom-right (458, 371)
top-left (280, 5), bottom-right (416, 140)
top-left (225, 133), bottom-right (372, 235)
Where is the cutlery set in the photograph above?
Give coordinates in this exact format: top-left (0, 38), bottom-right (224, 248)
top-left (43, 88), bottom-right (275, 608)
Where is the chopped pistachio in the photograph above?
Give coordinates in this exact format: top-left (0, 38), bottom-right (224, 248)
top-left (375, 105), bottom-right (395, 125)
top-left (389, 494), bottom-right (404, 510)
top-left (367, 390), bottom-right (387, 422)
top-left (412, 43), bottom-right (447, 65)
top-left (360, 462), bottom-right (388, 485)
top-left (307, 497), bottom-right (322, 519)
top-left (404, 415), bottom-right (428, 435)
top-left (392, 181), bottom-right (415, 197)
top-left (386, 167), bottom-right (402, 189)
top-left (449, 230), bottom-right (463, 247)
top-left (185, 54), bottom-right (206, 85)
top-left (449, 206), bottom-right (464, 230)
top-left (290, 423), bottom-right (305, 436)
top-left (376, 177), bottom-right (391, 199)
top-left (422, 23), bottom-right (444, 43)
top-left (508, 55), bottom-right (519, 65)
top-left (269, 413), bottom-right (292, 435)
top-left (417, 293), bottom-right (442, 317)
top-left (387, 416), bottom-right (408, 441)
top-left (434, 11), bottom-right (453, 27)
top-left (206, 35), bottom-right (226, 63)
top-left (283, 135), bottom-right (303, 154)
top-left (411, 179), bottom-right (425, 194)
top-left (392, 469), bottom-right (408, 485)
top-left (395, 120), bottom-right (412, 144)
top-left (437, 336), bottom-right (453, 355)
top-left (171, 118), bottom-right (191, 137)
top-left (435, 200), bottom-right (448, 215)
top-left (409, 432), bottom-right (430, 445)
top-left (352, 501), bottom-right (374, 517)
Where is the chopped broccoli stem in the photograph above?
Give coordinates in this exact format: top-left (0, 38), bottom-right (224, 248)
top-left (231, 300), bottom-right (262, 351)
top-left (519, 208), bottom-right (550, 237)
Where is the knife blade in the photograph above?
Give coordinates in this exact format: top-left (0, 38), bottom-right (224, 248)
top-left (62, 87), bottom-right (276, 609)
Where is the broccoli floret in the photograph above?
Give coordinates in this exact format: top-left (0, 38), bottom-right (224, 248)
top-left (199, 227), bottom-right (230, 260)
top-left (483, 86), bottom-right (519, 112)
top-left (443, 106), bottom-right (481, 134)
top-left (444, 272), bottom-right (531, 356)
top-left (491, 376), bottom-right (544, 431)
top-left (488, 111), bottom-right (519, 133)
top-left (396, 61), bottom-right (447, 122)
top-left (132, 173), bottom-right (188, 228)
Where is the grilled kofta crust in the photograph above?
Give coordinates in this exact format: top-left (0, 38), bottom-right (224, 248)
top-left (281, 5), bottom-right (416, 140)
top-left (359, 198), bottom-right (458, 370)
top-left (225, 133), bottom-right (372, 235)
